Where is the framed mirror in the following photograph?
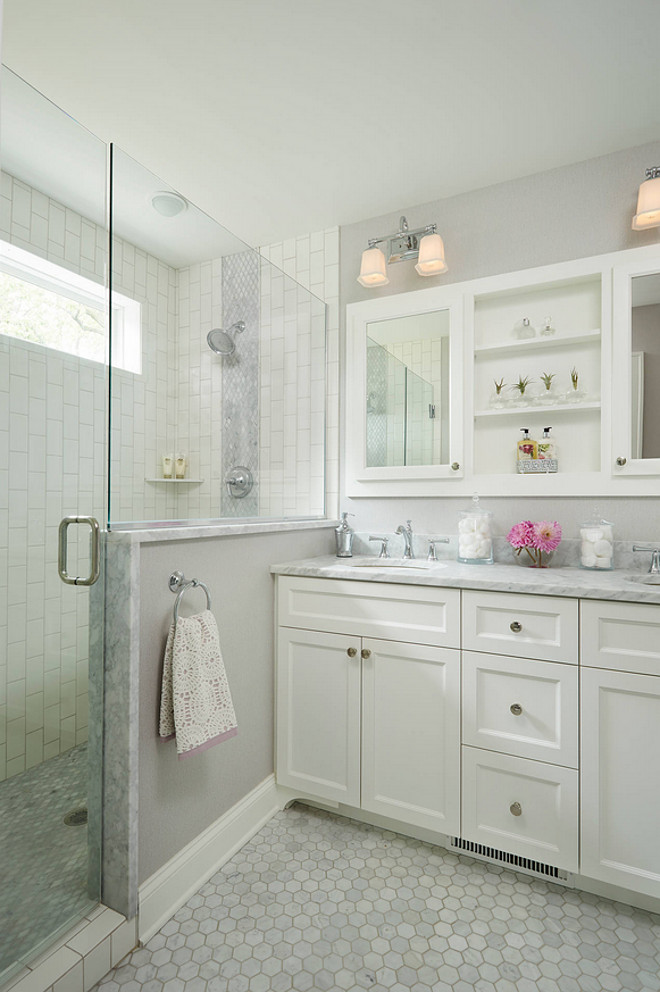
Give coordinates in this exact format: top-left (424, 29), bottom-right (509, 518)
top-left (345, 286), bottom-right (463, 496)
top-left (612, 250), bottom-right (660, 478)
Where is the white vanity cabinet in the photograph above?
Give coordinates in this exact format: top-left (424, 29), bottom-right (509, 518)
top-left (275, 571), bottom-right (660, 900)
top-left (275, 576), bottom-right (461, 834)
top-left (460, 590), bottom-right (579, 872)
top-left (580, 600), bottom-right (660, 897)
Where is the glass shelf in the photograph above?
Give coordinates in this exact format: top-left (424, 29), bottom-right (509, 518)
top-left (474, 329), bottom-right (600, 357)
top-left (474, 401), bottom-right (600, 418)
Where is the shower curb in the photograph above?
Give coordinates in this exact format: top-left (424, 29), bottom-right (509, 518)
top-left (1, 908), bottom-right (137, 992)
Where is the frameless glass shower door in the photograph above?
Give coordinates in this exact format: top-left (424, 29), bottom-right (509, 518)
top-left (0, 68), bottom-right (108, 980)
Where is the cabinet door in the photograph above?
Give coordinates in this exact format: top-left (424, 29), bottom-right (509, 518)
top-left (581, 667), bottom-right (660, 897)
top-left (361, 638), bottom-right (460, 834)
top-left (276, 628), bottom-right (361, 805)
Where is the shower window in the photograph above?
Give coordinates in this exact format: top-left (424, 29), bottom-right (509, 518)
top-left (0, 239), bottom-right (141, 373)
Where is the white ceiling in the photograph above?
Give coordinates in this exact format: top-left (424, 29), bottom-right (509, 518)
top-left (3, 0), bottom-right (660, 248)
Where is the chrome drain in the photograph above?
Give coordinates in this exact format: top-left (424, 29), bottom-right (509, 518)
top-left (63, 806), bottom-right (88, 827)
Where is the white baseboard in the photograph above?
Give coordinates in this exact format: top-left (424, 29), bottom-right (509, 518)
top-left (138, 775), bottom-right (282, 943)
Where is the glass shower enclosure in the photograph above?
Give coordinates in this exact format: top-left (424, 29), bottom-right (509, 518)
top-left (0, 68), bottom-right (107, 979)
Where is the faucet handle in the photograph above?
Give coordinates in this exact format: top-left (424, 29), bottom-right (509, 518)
top-left (368, 535), bottom-right (390, 558)
top-left (633, 545), bottom-right (660, 573)
top-left (427, 537), bottom-right (450, 561)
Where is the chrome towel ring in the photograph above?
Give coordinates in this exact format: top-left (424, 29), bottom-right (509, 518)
top-left (169, 571), bottom-right (212, 624)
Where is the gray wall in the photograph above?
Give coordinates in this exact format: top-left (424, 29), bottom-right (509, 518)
top-left (339, 138), bottom-right (660, 537)
top-left (138, 526), bottom-right (334, 883)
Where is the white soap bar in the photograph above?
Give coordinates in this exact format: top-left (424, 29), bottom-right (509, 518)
top-left (595, 556), bottom-right (612, 568)
top-left (581, 553), bottom-right (597, 567)
top-left (580, 527), bottom-right (603, 542)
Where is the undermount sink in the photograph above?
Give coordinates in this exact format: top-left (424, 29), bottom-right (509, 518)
top-left (625, 573), bottom-right (660, 585)
top-left (347, 558), bottom-right (447, 570)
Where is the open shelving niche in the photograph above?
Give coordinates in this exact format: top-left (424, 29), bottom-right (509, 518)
top-left (471, 272), bottom-right (603, 483)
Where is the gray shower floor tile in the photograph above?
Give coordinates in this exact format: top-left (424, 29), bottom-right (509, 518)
top-left (0, 744), bottom-right (95, 976)
top-left (96, 802), bottom-right (660, 992)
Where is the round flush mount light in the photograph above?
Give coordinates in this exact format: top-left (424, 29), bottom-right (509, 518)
top-left (151, 191), bottom-right (188, 217)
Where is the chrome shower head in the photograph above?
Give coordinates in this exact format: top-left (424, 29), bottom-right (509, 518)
top-left (207, 320), bottom-right (246, 356)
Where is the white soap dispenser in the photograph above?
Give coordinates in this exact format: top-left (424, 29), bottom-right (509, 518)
top-left (335, 512), bottom-right (355, 558)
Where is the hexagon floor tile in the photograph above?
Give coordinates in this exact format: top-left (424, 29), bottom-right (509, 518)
top-left (95, 803), bottom-right (660, 992)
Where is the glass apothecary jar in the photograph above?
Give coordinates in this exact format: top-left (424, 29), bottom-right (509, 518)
top-left (458, 493), bottom-right (493, 564)
top-left (579, 514), bottom-right (614, 570)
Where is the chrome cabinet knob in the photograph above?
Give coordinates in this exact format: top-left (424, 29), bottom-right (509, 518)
top-left (451, 462), bottom-right (460, 471)
top-left (510, 703), bottom-right (523, 716)
top-left (510, 621), bottom-right (522, 633)
top-left (347, 647), bottom-right (357, 658)
top-left (510, 802), bottom-right (522, 817)
top-left (616, 456), bottom-right (627, 466)
top-left (361, 648), bottom-right (372, 660)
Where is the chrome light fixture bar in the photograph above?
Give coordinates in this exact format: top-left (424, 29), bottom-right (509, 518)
top-left (358, 215), bottom-right (447, 288)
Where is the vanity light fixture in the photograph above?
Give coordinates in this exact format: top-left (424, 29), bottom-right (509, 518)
top-left (632, 168), bottom-right (660, 230)
top-left (357, 215), bottom-right (447, 287)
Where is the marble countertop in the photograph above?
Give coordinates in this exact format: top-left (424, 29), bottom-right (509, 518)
top-left (107, 518), bottom-right (338, 544)
top-left (270, 554), bottom-right (660, 604)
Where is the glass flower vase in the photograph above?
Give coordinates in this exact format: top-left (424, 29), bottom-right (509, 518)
top-left (512, 548), bottom-right (554, 568)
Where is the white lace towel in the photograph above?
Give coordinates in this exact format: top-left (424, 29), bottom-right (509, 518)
top-left (159, 609), bottom-right (238, 758)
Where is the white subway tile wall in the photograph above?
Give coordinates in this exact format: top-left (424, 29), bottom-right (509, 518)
top-left (0, 173), bottom-right (180, 780)
top-left (1, 174), bottom-right (337, 781)
top-left (260, 229), bottom-right (339, 518)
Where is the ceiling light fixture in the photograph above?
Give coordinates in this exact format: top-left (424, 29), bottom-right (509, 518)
top-left (632, 168), bottom-right (660, 230)
top-left (357, 216), bottom-right (447, 288)
top-left (151, 190), bottom-right (188, 217)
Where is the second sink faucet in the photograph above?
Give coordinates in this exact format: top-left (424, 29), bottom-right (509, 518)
top-left (396, 520), bottom-right (414, 559)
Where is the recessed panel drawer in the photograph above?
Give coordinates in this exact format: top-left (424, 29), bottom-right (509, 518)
top-left (462, 590), bottom-right (578, 664)
top-left (581, 599), bottom-right (660, 676)
top-left (461, 746), bottom-right (578, 873)
top-left (462, 652), bottom-right (578, 767)
top-left (277, 576), bottom-right (460, 647)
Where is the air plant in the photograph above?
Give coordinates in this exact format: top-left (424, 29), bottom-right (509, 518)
top-left (540, 371), bottom-right (556, 392)
top-left (493, 377), bottom-right (506, 396)
top-left (570, 367), bottom-right (579, 390)
top-left (511, 374), bottom-right (533, 396)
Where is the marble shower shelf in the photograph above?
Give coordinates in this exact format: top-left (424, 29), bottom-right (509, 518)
top-left (145, 478), bottom-right (205, 484)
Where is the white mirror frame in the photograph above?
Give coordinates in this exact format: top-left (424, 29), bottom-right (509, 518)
top-left (612, 246), bottom-right (660, 479)
top-left (345, 285), bottom-right (464, 497)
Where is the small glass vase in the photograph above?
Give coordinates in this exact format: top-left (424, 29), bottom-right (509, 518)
top-left (512, 547), bottom-right (554, 568)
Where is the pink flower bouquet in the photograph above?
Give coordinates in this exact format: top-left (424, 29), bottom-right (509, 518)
top-left (507, 520), bottom-right (562, 567)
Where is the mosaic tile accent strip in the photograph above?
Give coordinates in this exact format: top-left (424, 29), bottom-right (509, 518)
top-left (0, 743), bottom-right (94, 976)
top-left (95, 803), bottom-right (660, 992)
top-left (221, 251), bottom-right (260, 517)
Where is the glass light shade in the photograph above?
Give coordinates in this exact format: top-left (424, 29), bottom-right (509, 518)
top-left (414, 233), bottom-right (448, 276)
top-left (632, 176), bottom-right (660, 230)
top-left (357, 246), bottom-right (389, 287)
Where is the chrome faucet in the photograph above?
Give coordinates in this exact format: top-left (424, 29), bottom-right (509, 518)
top-left (396, 520), bottom-right (414, 559)
top-left (633, 545), bottom-right (660, 574)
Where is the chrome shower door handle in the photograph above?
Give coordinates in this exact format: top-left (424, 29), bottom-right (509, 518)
top-left (58, 516), bottom-right (101, 586)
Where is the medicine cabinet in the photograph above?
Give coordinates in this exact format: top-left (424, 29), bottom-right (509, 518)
top-left (345, 243), bottom-right (660, 497)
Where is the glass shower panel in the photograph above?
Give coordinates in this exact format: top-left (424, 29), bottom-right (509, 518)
top-left (366, 336), bottom-right (405, 467)
top-left (0, 68), bottom-right (107, 979)
top-left (108, 147), bottom-right (326, 527)
top-left (405, 369), bottom-right (434, 466)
